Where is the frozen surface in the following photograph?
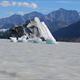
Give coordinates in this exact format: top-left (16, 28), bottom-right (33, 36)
top-left (0, 39), bottom-right (80, 80)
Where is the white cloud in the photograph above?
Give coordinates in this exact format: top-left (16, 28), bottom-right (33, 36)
top-left (30, 3), bottom-right (38, 8)
top-left (0, 1), bottom-right (38, 9)
top-left (0, 1), bottom-right (11, 7)
top-left (12, 2), bottom-right (17, 6)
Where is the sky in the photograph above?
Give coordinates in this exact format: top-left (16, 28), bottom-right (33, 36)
top-left (0, 0), bottom-right (80, 18)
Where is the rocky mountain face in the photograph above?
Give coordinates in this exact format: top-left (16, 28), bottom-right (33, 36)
top-left (0, 8), bottom-right (80, 30)
top-left (0, 14), bottom-right (25, 28)
top-left (47, 8), bottom-right (80, 31)
top-left (53, 21), bottom-right (80, 42)
top-left (0, 8), bottom-right (80, 42)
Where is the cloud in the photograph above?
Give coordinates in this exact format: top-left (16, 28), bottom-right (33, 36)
top-left (0, 1), bottom-right (11, 7)
top-left (30, 3), bottom-right (38, 8)
top-left (0, 1), bottom-right (38, 9)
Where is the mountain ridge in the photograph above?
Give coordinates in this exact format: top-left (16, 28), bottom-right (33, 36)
top-left (0, 8), bottom-right (80, 42)
top-left (0, 8), bottom-right (80, 32)
top-left (53, 20), bottom-right (80, 42)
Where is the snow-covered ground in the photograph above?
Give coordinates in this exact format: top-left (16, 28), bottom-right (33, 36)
top-left (0, 39), bottom-right (80, 80)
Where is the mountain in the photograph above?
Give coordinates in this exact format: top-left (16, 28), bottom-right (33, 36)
top-left (0, 14), bottom-right (25, 28)
top-left (53, 21), bottom-right (80, 42)
top-left (0, 23), bottom-right (15, 29)
top-left (23, 11), bottom-right (51, 27)
top-left (47, 8), bottom-right (80, 32)
top-left (0, 8), bottom-right (80, 32)
top-left (23, 11), bottom-right (45, 21)
top-left (0, 8), bottom-right (80, 41)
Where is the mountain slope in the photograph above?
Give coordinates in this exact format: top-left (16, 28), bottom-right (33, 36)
top-left (0, 14), bottom-right (25, 28)
top-left (53, 21), bottom-right (80, 42)
top-left (47, 8), bottom-right (80, 31)
top-left (0, 8), bottom-right (80, 33)
top-left (23, 11), bottom-right (45, 21)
